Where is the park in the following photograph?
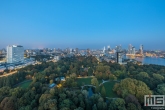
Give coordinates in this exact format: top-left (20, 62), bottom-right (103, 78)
top-left (76, 77), bottom-right (118, 98)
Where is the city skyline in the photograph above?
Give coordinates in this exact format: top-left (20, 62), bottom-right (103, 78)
top-left (0, 0), bottom-right (165, 50)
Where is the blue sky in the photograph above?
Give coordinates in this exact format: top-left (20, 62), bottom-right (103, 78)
top-left (0, 0), bottom-right (165, 50)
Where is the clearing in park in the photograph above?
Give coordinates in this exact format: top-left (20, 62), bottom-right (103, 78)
top-left (76, 77), bottom-right (118, 97)
top-left (14, 80), bottom-right (32, 89)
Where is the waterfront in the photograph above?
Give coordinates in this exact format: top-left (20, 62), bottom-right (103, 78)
top-left (126, 56), bottom-right (165, 66)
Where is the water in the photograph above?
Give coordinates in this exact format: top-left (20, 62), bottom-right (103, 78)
top-left (125, 56), bottom-right (165, 66)
top-left (88, 87), bottom-right (93, 97)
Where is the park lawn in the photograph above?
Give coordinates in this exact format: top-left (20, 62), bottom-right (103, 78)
top-left (76, 78), bottom-right (92, 86)
top-left (76, 77), bottom-right (102, 86)
top-left (102, 81), bottom-right (118, 98)
top-left (16, 80), bottom-right (32, 89)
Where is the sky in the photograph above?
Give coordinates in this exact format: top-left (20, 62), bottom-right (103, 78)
top-left (0, 0), bottom-right (165, 50)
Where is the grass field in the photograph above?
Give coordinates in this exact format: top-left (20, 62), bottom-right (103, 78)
top-left (76, 77), bottom-right (92, 86)
top-left (15, 80), bottom-right (32, 89)
top-left (76, 77), bottom-right (102, 86)
top-left (102, 81), bottom-right (118, 98)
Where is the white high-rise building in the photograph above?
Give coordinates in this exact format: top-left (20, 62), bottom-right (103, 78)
top-left (7, 45), bottom-right (24, 63)
top-left (103, 46), bottom-right (106, 53)
top-left (132, 47), bottom-right (136, 55)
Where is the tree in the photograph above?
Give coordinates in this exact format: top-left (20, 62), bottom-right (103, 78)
top-left (39, 94), bottom-right (52, 104)
top-left (101, 86), bottom-right (106, 97)
top-left (109, 74), bottom-right (117, 81)
top-left (155, 83), bottom-right (165, 95)
top-left (70, 73), bottom-right (77, 80)
top-left (97, 97), bottom-right (107, 110)
top-left (74, 107), bottom-right (84, 110)
top-left (109, 98), bottom-right (126, 110)
top-left (0, 97), bottom-right (17, 110)
top-left (49, 80), bottom-right (54, 84)
top-left (95, 83), bottom-right (100, 93)
top-left (43, 99), bottom-right (57, 110)
top-left (59, 99), bottom-right (72, 109)
top-left (127, 103), bottom-right (138, 110)
top-left (113, 78), bottom-right (152, 103)
top-left (88, 68), bottom-right (93, 76)
top-left (136, 72), bottom-right (149, 79)
top-left (124, 94), bottom-right (141, 109)
top-left (10, 87), bottom-right (24, 98)
top-left (113, 70), bottom-right (124, 78)
top-left (92, 104), bottom-right (97, 110)
top-left (153, 73), bottom-right (164, 81)
top-left (79, 101), bottom-right (85, 109)
top-left (90, 94), bottom-right (101, 104)
top-left (82, 90), bottom-right (88, 98)
top-left (91, 78), bottom-right (99, 86)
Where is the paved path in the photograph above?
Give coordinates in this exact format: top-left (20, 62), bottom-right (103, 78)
top-left (99, 79), bottom-right (110, 86)
top-left (0, 71), bottom-right (17, 78)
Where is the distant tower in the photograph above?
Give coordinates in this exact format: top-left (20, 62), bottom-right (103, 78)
top-left (87, 48), bottom-right (90, 56)
top-left (116, 52), bottom-right (122, 64)
top-left (66, 48), bottom-right (70, 54)
top-left (140, 45), bottom-right (143, 55)
top-left (53, 48), bottom-right (56, 53)
top-left (70, 48), bottom-right (72, 53)
top-left (128, 44), bottom-right (133, 54)
top-left (103, 46), bottom-right (106, 53)
top-left (107, 45), bottom-right (111, 51)
top-left (75, 48), bottom-right (79, 54)
top-left (116, 45), bottom-right (122, 52)
top-left (132, 47), bottom-right (136, 55)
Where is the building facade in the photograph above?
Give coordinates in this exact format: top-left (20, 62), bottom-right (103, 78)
top-left (7, 45), bottom-right (24, 63)
top-left (116, 52), bottom-right (122, 64)
top-left (140, 44), bottom-right (143, 55)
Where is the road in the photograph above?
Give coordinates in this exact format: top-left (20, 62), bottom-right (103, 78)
top-left (0, 71), bottom-right (18, 77)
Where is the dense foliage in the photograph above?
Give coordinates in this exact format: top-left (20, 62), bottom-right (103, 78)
top-left (0, 56), bottom-right (165, 110)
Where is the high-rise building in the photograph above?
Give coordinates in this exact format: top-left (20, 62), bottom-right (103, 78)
top-left (6, 45), bottom-right (24, 63)
top-left (103, 46), bottom-right (106, 53)
top-left (128, 44), bottom-right (132, 54)
top-left (116, 52), bottom-right (122, 64)
top-left (140, 45), bottom-right (143, 55)
top-left (66, 48), bottom-right (70, 54)
top-left (107, 45), bottom-right (111, 51)
top-left (53, 48), bottom-right (56, 53)
top-left (132, 47), bottom-right (136, 55)
top-left (75, 48), bottom-right (79, 54)
top-left (116, 45), bottom-right (122, 52)
top-left (87, 48), bottom-right (90, 56)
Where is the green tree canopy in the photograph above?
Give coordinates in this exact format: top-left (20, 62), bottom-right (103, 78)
top-left (91, 78), bottom-right (99, 86)
top-left (101, 86), bottom-right (106, 97)
top-left (113, 78), bottom-right (152, 103)
top-left (109, 98), bottom-right (126, 110)
top-left (155, 83), bottom-right (165, 95)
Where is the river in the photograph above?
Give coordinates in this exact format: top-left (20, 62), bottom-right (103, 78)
top-left (125, 56), bottom-right (165, 66)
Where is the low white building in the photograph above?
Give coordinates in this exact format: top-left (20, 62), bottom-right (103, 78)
top-left (54, 56), bottom-right (60, 61)
top-left (7, 66), bottom-right (15, 70)
top-left (0, 66), bottom-right (6, 72)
